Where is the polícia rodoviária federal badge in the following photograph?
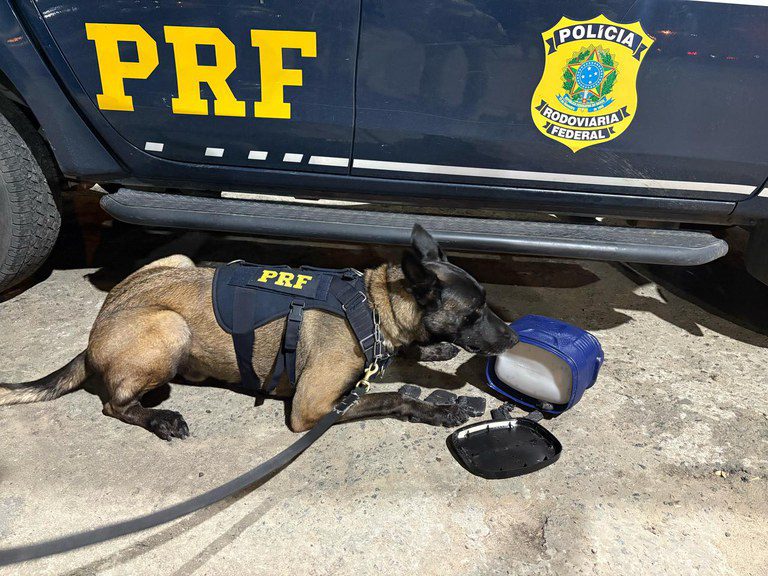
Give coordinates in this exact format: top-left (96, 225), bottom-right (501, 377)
top-left (530, 15), bottom-right (654, 152)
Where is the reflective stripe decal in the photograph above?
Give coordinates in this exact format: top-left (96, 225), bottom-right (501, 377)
top-left (248, 150), bottom-right (269, 160)
top-left (352, 159), bottom-right (755, 195)
top-left (309, 156), bottom-right (349, 167)
top-left (205, 147), bottom-right (225, 158)
top-left (139, 143), bottom-right (755, 195)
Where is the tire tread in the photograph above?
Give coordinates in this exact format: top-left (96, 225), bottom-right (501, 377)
top-left (0, 113), bottom-right (60, 291)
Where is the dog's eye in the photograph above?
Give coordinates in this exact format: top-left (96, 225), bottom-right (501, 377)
top-left (463, 310), bottom-right (480, 326)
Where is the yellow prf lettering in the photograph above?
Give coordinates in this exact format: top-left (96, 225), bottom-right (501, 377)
top-left (293, 274), bottom-right (313, 290)
top-left (257, 270), bottom-right (278, 283)
top-left (85, 23), bottom-right (159, 111)
top-left (251, 30), bottom-right (317, 119)
top-left (164, 26), bottom-right (246, 117)
top-left (275, 272), bottom-right (296, 287)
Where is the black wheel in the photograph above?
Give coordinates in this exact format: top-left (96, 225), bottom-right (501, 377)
top-left (0, 112), bottom-right (60, 292)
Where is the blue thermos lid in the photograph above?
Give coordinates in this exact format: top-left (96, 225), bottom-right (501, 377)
top-left (486, 315), bottom-right (604, 414)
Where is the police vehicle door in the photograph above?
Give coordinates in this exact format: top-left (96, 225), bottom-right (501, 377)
top-left (351, 0), bottom-right (767, 201)
top-left (31, 0), bottom-right (360, 174)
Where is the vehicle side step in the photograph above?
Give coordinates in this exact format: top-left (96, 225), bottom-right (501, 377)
top-left (101, 189), bottom-right (728, 265)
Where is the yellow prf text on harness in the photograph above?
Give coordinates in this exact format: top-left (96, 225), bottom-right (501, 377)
top-left (257, 270), bottom-right (313, 290)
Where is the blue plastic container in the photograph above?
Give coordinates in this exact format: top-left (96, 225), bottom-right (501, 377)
top-left (486, 315), bottom-right (604, 415)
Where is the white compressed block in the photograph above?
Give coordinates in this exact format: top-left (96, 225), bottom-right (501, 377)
top-left (494, 343), bottom-right (572, 404)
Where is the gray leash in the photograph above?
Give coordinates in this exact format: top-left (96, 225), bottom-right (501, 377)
top-left (0, 377), bottom-right (372, 567)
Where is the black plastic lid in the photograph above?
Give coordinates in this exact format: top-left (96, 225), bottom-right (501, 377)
top-left (448, 418), bottom-right (562, 479)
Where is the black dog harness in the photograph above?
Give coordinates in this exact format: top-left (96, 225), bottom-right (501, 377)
top-left (213, 261), bottom-right (388, 393)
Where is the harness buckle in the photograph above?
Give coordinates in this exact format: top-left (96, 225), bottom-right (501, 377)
top-left (288, 300), bottom-right (305, 322)
top-left (342, 291), bottom-right (367, 312)
top-left (358, 333), bottom-right (375, 350)
top-left (342, 268), bottom-right (364, 280)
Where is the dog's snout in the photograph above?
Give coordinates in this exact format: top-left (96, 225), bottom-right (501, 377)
top-left (484, 316), bottom-right (518, 354)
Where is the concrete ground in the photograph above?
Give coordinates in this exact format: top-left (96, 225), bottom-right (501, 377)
top-left (0, 195), bottom-right (767, 576)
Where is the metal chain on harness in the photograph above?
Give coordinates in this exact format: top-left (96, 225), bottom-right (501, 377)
top-left (371, 309), bottom-right (387, 371)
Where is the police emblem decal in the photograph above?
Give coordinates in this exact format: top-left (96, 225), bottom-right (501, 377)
top-left (530, 15), bottom-right (654, 152)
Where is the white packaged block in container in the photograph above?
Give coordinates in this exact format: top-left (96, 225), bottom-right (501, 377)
top-left (494, 343), bottom-right (572, 404)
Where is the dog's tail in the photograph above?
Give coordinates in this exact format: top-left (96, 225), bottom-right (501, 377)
top-left (0, 351), bottom-right (90, 405)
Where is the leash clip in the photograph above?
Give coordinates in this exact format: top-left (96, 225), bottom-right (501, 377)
top-left (335, 361), bottom-right (379, 414)
top-left (355, 360), bottom-right (380, 393)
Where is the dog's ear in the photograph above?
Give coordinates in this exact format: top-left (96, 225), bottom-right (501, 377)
top-left (411, 224), bottom-right (447, 262)
top-left (402, 249), bottom-right (439, 305)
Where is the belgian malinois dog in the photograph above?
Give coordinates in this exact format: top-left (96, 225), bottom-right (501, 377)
top-left (0, 225), bottom-right (517, 440)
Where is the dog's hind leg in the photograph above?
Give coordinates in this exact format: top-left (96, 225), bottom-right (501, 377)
top-left (103, 399), bottom-right (190, 441)
top-left (90, 309), bottom-right (192, 440)
top-left (103, 400), bottom-right (189, 440)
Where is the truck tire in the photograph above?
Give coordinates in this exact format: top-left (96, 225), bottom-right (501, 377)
top-left (0, 113), bottom-right (60, 292)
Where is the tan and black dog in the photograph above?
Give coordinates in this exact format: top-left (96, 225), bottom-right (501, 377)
top-left (0, 225), bottom-right (517, 440)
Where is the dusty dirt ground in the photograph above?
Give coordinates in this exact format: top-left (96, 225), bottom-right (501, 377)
top-left (0, 195), bottom-right (766, 576)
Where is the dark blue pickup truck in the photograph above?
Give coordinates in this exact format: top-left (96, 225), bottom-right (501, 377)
top-left (2, 0), bottom-right (768, 291)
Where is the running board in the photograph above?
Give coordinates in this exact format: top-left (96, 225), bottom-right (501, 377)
top-left (101, 189), bottom-right (728, 266)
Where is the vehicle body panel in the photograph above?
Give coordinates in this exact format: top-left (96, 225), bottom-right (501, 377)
top-left (352, 0), bottom-right (768, 201)
top-left (0, 0), bottom-right (765, 227)
top-left (30, 0), bottom-right (360, 174)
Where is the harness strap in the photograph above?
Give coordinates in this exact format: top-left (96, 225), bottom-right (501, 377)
top-left (232, 286), bottom-right (261, 390)
top-left (332, 278), bottom-right (381, 365)
top-left (262, 276), bottom-right (381, 394)
top-left (221, 264), bottom-right (387, 395)
top-left (266, 300), bottom-right (305, 392)
top-left (284, 300), bottom-right (304, 387)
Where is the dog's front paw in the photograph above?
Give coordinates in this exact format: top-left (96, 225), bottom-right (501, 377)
top-left (148, 410), bottom-right (190, 441)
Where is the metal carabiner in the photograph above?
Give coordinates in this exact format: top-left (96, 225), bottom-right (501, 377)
top-left (355, 361), bottom-right (380, 392)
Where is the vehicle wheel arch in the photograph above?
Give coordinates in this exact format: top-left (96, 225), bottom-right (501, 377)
top-left (0, 70), bottom-right (65, 193)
